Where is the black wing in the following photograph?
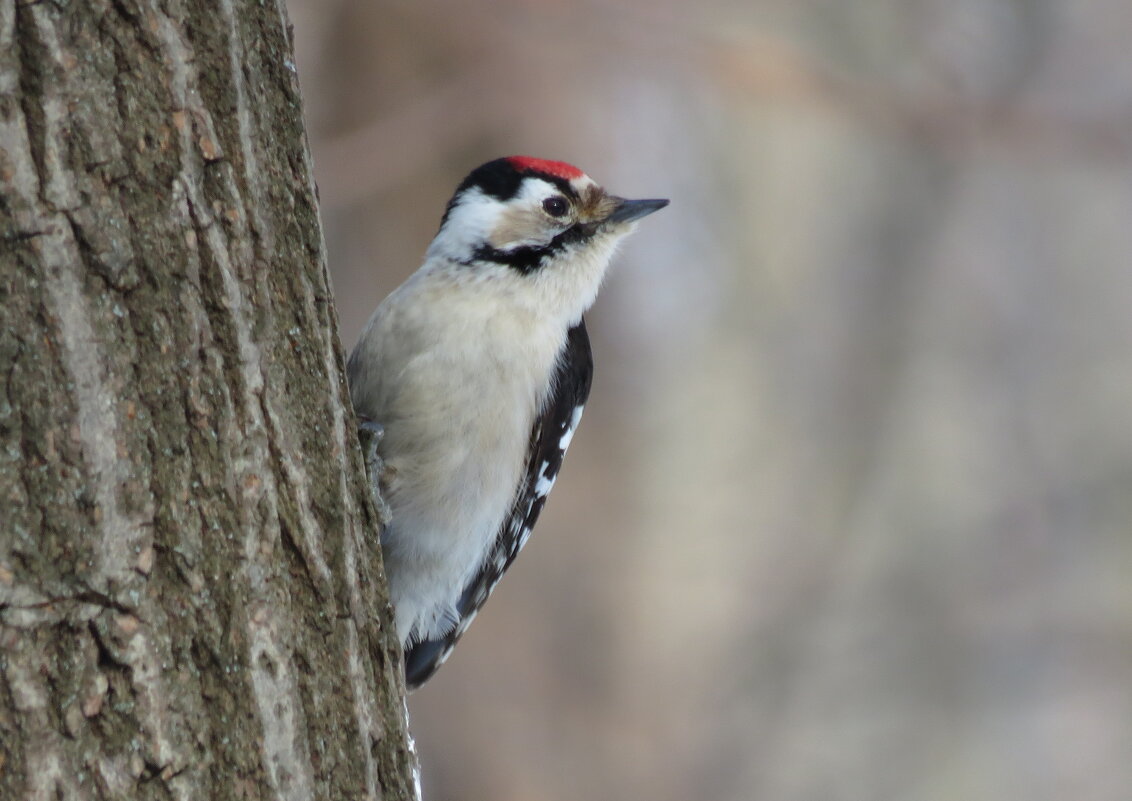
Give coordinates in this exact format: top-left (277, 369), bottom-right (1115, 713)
top-left (404, 320), bottom-right (594, 688)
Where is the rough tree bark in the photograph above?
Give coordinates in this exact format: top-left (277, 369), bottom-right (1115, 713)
top-left (0, 1), bottom-right (418, 799)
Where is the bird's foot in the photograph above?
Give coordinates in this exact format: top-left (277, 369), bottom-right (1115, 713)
top-left (357, 417), bottom-right (393, 524)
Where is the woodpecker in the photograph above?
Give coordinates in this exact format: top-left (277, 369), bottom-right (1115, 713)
top-left (347, 156), bottom-right (667, 688)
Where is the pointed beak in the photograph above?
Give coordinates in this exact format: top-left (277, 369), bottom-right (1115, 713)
top-left (604, 197), bottom-right (670, 224)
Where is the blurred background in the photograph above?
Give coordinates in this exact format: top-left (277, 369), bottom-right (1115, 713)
top-left (285, 2), bottom-right (1132, 799)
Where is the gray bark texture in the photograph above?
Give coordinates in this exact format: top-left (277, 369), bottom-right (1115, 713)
top-left (0, 1), bottom-right (419, 799)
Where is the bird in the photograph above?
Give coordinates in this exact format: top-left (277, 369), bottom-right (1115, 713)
top-left (346, 156), bottom-right (667, 688)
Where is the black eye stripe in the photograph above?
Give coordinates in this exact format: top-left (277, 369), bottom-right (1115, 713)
top-left (470, 244), bottom-right (546, 274)
top-left (467, 223), bottom-right (599, 274)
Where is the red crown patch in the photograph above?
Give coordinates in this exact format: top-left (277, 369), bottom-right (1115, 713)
top-left (506, 156), bottom-right (585, 181)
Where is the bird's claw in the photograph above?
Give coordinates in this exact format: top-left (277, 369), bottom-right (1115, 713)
top-left (357, 417), bottom-right (392, 523)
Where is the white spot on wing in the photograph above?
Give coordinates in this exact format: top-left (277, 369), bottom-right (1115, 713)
top-left (559, 405), bottom-right (584, 450)
top-left (534, 460), bottom-right (555, 497)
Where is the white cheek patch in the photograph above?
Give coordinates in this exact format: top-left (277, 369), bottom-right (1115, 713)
top-left (427, 189), bottom-right (505, 262)
top-left (489, 206), bottom-right (556, 251)
top-left (489, 177), bottom-right (573, 250)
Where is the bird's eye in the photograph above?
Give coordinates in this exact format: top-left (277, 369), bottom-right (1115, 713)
top-left (542, 196), bottom-right (569, 218)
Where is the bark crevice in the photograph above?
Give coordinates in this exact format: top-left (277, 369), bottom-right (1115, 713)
top-left (0, 2), bottom-right (416, 799)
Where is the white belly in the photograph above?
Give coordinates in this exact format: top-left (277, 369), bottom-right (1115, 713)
top-left (352, 276), bottom-right (567, 643)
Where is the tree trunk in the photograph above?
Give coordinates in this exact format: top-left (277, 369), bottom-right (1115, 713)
top-left (0, 2), bottom-right (418, 799)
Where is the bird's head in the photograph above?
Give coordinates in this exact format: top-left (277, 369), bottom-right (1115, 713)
top-left (425, 157), bottom-right (668, 319)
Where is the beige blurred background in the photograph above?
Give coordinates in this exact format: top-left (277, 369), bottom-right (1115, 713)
top-left (285, 2), bottom-right (1132, 799)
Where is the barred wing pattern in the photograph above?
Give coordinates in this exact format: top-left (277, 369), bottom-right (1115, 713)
top-left (404, 321), bottom-right (593, 688)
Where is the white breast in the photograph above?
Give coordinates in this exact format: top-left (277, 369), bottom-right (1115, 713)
top-left (349, 265), bottom-right (567, 643)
